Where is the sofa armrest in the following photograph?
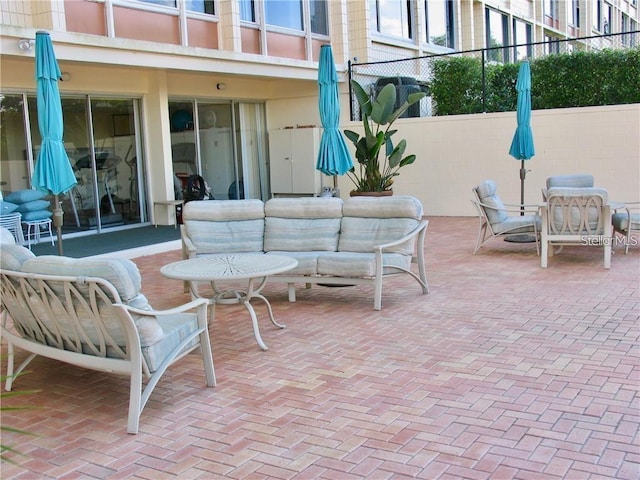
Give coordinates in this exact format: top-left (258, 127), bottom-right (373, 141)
top-left (374, 219), bottom-right (428, 252)
top-left (180, 224), bottom-right (196, 259)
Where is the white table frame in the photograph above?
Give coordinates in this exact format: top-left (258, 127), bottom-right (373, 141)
top-left (160, 253), bottom-right (297, 350)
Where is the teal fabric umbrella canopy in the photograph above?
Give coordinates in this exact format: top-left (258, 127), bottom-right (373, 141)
top-left (31, 31), bottom-right (77, 254)
top-left (316, 44), bottom-right (353, 176)
top-left (508, 61), bottom-right (535, 210)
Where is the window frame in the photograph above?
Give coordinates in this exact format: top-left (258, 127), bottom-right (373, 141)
top-left (425, 0), bottom-right (455, 49)
top-left (371, 0), bottom-right (414, 41)
top-left (485, 7), bottom-right (509, 63)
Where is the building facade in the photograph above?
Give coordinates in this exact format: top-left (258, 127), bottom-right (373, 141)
top-left (0, 0), bottom-right (638, 235)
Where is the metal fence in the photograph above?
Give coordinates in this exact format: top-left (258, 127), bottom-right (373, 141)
top-left (348, 31), bottom-right (639, 121)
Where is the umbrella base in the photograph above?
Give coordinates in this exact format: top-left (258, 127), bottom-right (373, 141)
top-left (504, 234), bottom-right (537, 243)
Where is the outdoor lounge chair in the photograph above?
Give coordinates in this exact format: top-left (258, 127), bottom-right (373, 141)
top-left (0, 235), bottom-right (216, 434)
top-left (540, 187), bottom-right (612, 268)
top-left (612, 202), bottom-right (640, 254)
top-left (471, 180), bottom-right (540, 255)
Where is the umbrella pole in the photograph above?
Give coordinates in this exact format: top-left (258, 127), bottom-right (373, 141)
top-left (519, 159), bottom-right (526, 216)
top-left (53, 194), bottom-right (64, 255)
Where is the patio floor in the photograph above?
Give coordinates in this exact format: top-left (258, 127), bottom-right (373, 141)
top-left (2, 216), bottom-right (639, 480)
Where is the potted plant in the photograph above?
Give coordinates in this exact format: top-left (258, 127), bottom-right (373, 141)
top-left (343, 79), bottom-right (426, 195)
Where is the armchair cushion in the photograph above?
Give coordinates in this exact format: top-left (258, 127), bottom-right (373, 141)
top-left (476, 180), bottom-right (508, 225)
top-left (546, 174), bottom-right (594, 189)
top-left (547, 187), bottom-right (608, 234)
top-left (0, 244), bottom-right (35, 271)
top-left (492, 215), bottom-right (541, 235)
top-left (19, 256), bottom-right (164, 347)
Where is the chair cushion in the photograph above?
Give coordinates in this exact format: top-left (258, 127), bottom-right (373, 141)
top-left (19, 256), bottom-right (163, 348)
top-left (4, 189), bottom-right (47, 204)
top-left (546, 174), bottom-right (594, 189)
top-left (0, 244), bottom-right (36, 271)
top-left (16, 200), bottom-right (51, 213)
top-left (476, 180), bottom-right (508, 225)
top-left (547, 187), bottom-right (608, 234)
top-left (493, 215), bottom-right (541, 235)
top-left (0, 201), bottom-right (19, 214)
top-left (612, 212), bottom-right (640, 231)
top-left (21, 256), bottom-right (142, 301)
top-left (142, 313), bottom-right (200, 372)
top-left (0, 226), bottom-right (17, 245)
top-left (21, 210), bottom-right (53, 222)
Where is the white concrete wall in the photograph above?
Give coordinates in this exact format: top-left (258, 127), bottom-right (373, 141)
top-left (336, 103), bottom-right (640, 216)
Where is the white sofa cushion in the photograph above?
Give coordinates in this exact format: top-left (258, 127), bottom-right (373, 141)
top-left (317, 252), bottom-right (411, 277)
top-left (264, 197), bottom-right (343, 252)
top-left (183, 199), bottom-right (265, 253)
top-left (338, 196), bottom-right (422, 256)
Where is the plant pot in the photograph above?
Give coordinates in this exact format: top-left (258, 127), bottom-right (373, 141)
top-left (349, 190), bottom-right (393, 197)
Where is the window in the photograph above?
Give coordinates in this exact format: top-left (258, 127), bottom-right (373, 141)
top-left (569, 0), bottom-right (580, 27)
top-left (137, 0), bottom-right (176, 7)
top-left (265, 0), bottom-right (303, 30)
top-left (513, 19), bottom-right (532, 61)
top-left (544, 0), bottom-right (558, 20)
top-left (593, 0), bottom-right (602, 31)
top-left (240, 0), bottom-right (255, 22)
top-left (310, 0), bottom-right (328, 35)
top-left (185, 0), bottom-right (214, 14)
top-left (259, 0), bottom-right (327, 34)
top-left (545, 34), bottom-right (560, 54)
top-left (371, 0), bottom-right (413, 40)
top-left (485, 8), bottom-right (508, 63)
top-left (603, 2), bottom-right (612, 33)
top-left (622, 14), bottom-right (637, 46)
top-left (425, 0), bottom-right (455, 48)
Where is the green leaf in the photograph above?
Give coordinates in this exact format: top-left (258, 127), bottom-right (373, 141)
top-left (351, 80), bottom-right (372, 116)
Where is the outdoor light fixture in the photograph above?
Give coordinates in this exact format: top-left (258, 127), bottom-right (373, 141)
top-left (216, 82), bottom-right (226, 90)
top-left (18, 38), bottom-right (35, 51)
top-left (60, 72), bottom-right (71, 82)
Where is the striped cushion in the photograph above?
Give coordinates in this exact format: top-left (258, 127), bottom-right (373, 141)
top-left (21, 256), bottom-right (142, 301)
top-left (264, 197), bottom-right (342, 252)
top-left (266, 251), bottom-right (320, 275)
top-left (339, 196), bottom-right (422, 256)
top-left (0, 244), bottom-right (35, 271)
top-left (19, 256), bottom-right (163, 347)
top-left (183, 199), bottom-right (265, 253)
top-left (317, 252), bottom-right (410, 277)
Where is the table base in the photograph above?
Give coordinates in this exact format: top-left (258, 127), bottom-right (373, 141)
top-left (194, 276), bottom-right (285, 351)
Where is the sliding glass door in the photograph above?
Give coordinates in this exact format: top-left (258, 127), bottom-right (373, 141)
top-left (169, 99), bottom-right (267, 201)
top-left (0, 92), bottom-right (147, 235)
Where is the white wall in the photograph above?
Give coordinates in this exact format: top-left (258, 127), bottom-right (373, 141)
top-left (336, 103), bottom-right (640, 216)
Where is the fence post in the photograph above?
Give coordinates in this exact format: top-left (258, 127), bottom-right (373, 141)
top-left (481, 49), bottom-right (486, 113)
top-left (347, 60), bottom-right (353, 121)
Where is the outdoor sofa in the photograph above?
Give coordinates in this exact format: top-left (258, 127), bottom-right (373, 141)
top-left (181, 195), bottom-right (429, 310)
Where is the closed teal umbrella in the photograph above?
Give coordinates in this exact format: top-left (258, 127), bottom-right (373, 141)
top-left (316, 44), bottom-right (353, 176)
top-left (508, 61), bottom-right (535, 212)
top-left (31, 31), bottom-right (77, 255)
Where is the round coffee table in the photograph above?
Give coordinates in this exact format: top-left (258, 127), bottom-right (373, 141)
top-left (161, 253), bottom-right (297, 350)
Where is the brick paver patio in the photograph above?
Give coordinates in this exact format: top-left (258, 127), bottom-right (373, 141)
top-left (2, 217), bottom-right (638, 479)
